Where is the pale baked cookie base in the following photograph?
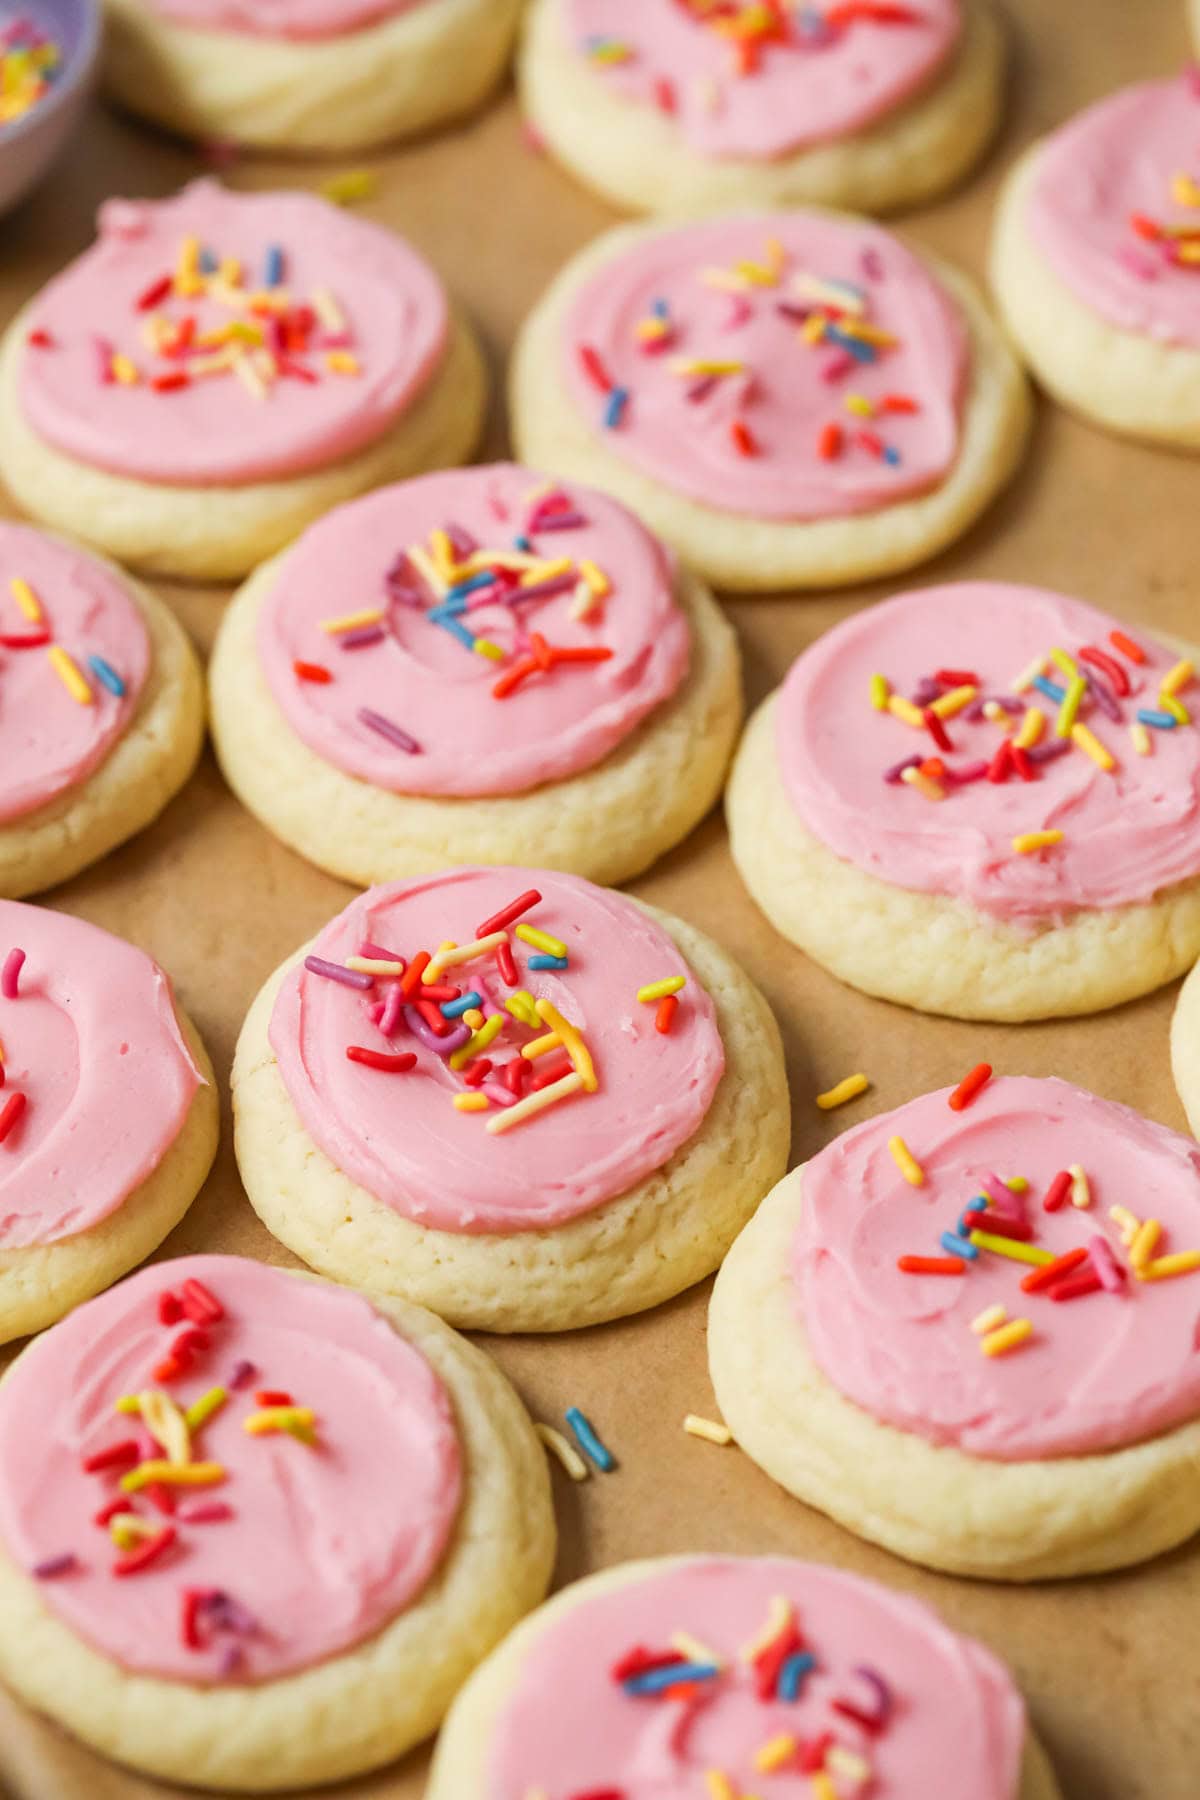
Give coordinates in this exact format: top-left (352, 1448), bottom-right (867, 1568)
top-left (520, 0), bottom-right (1004, 218)
top-left (511, 230), bottom-right (1031, 592)
top-left (709, 1164), bottom-right (1200, 1581)
top-left (991, 145), bottom-right (1200, 449)
top-left (427, 1557), bottom-right (1063, 1800)
top-left (102, 0), bottom-right (523, 152)
top-left (1169, 953), bottom-right (1200, 1136)
top-left (210, 562), bottom-right (742, 888)
top-left (231, 902), bottom-right (790, 1333)
top-left (0, 549), bottom-right (205, 898)
top-left (0, 1275), bottom-right (556, 1790)
top-left (0, 310), bottom-right (487, 582)
top-left (727, 695), bottom-right (1200, 1021)
top-left (0, 1009), bottom-right (219, 1344)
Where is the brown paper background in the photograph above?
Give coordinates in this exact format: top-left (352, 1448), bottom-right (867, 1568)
top-left (1, 1), bottom-right (1198, 1794)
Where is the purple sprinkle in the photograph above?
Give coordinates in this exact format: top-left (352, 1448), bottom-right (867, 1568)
top-left (33, 1552), bottom-right (78, 1579)
top-left (911, 677), bottom-right (942, 707)
top-left (506, 573), bottom-right (578, 605)
top-left (405, 1008), bottom-right (470, 1056)
top-left (775, 300), bottom-right (814, 323)
top-left (686, 375), bottom-right (718, 404)
top-left (942, 759), bottom-right (989, 786)
top-left (861, 247), bottom-right (885, 282)
top-left (203, 1590), bottom-right (259, 1636)
top-left (385, 551), bottom-right (431, 608)
top-left (304, 955), bottom-right (374, 991)
top-left (1026, 738), bottom-right (1072, 764)
top-left (444, 521), bottom-right (478, 558)
top-left (338, 624), bottom-right (386, 651)
top-left (530, 510), bottom-right (587, 533)
top-left (883, 754), bottom-right (922, 784)
top-left (854, 1665), bottom-right (892, 1724)
top-left (820, 350), bottom-right (856, 384)
top-left (177, 1502), bottom-right (234, 1524)
top-left (228, 1360), bottom-right (256, 1390)
top-left (217, 1643), bottom-right (245, 1676)
top-left (1080, 668), bottom-right (1122, 722)
top-left (358, 708), bottom-right (421, 754)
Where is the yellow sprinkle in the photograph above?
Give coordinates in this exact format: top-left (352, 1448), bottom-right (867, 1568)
top-left (1068, 1162), bottom-right (1091, 1209)
top-left (486, 1071), bottom-right (586, 1134)
top-left (515, 923), bottom-right (568, 958)
top-left (140, 1390), bottom-right (191, 1466)
top-left (1071, 721), bottom-right (1115, 771)
top-left (1012, 829), bottom-right (1063, 855)
top-left (120, 1460), bottom-right (225, 1492)
top-left (1161, 657), bottom-right (1194, 697)
top-left (450, 1013), bottom-right (504, 1071)
top-left (888, 1135), bottom-right (925, 1186)
top-left (900, 766), bottom-right (945, 802)
top-left (844, 393), bottom-right (874, 417)
top-left (1012, 654), bottom-right (1046, 692)
top-left (320, 168), bottom-right (376, 205)
top-left (344, 956), bottom-right (405, 976)
top-left (184, 1387), bottom-right (228, 1433)
top-left (970, 1231), bottom-right (1055, 1267)
top-left (47, 646), bottom-right (93, 705)
top-left (520, 557), bottom-right (573, 588)
top-left (683, 1414), bottom-right (733, 1446)
top-left (232, 350), bottom-right (267, 399)
top-left (930, 683), bottom-right (978, 719)
top-left (756, 1735), bottom-right (798, 1774)
top-left (579, 558), bottom-right (611, 599)
top-left (971, 1303), bottom-right (1008, 1335)
top-left (672, 1630), bottom-right (725, 1667)
top-left (454, 1092), bottom-right (489, 1112)
top-left (1006, 1176), bottom-right (1029, 1193)
top-left (810, 1776), bottom-right (838, 1800)
top-left (793, 272), bottom-right (865, 314)
top-left (462, 1008), bottom-right (485, 1030)
top-left (244, 1407), bottom-right (317, 1438)
top-left (887, 694), bottom-right (924, 728)
top-left (535, 998), bottom-right (598, 1091)
top-left (1131, 721), bottom-right (1152, 756)
top-left (325, 350), bottom-right (360, 376)
top-left (1137, 1250), bottom-right (1200, 1281)
top-left (980, 1318), bottom-right (1034, 1357)
top-left (1109, 1204), bottom-right (1141, 1244)
top-left (669, 357), bottom-right (745, 377)
top-left (1171, 171), bottom-right (1200, 207)
top-left (636, 975), bottom-right (686, 1004)
top-left (505, 990), bottom-right (540, 1029)
top-left (425, 932), bottom-right (508, 978)
top-left (705, 1775), bottom-right (736, 1800)
top-left (10, 576), bottom-right (43, 622)
top-left (869, 673), bottom-right (889, 711)
top-left (982, 700), bottom-right (1011, 725)
top-left (1160, 694), bottom-right (1189, 725)
top-left (111, 1514), bottom-right (159, 1550)
top-left (535, 1422), bottom-right (589, 1481)
top-left (826, 1747), bottom-right (872, 1783)
top-left (1049, 646), bottom-right (1079, 680)
top-left (836, 318), bottom-right (896, 348)
top-left (114, 1395), bottom-right (142, 1415)
top-left (569, 581), bottom-right (601, 622)
top-left (110, 352), bottom-right (140, 385)
top-left (800, 312), bottom-right (827, 343)
top-left (319, 606), bottom-right (384, 634)
top-left (428, 527), bottom-right (456, 578)
top-left (474, 639), bottom-right (505, 662)
top-left (1130, 1218), bottom-right (1161, 1268)
top-left (1055, 674), bottom-right (1086, 738)
top-left (521, 1032), bottom-right (562, 1062)
top-left (815, 1072), bottom-right (869, 1111)
top-left (740, 1594), bottom-right (794, 1663)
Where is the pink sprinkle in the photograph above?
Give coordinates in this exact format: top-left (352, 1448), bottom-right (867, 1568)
top-left (686, 375), bottom-right (718, 404)
top-left (723, 296), bottom-right (754, 331)
top-left (379, 983), bottom-right (405, 1037)
top-left (861, 247), bottom-right (885, 282)
top-left (177, 1502), bottom-right (234, 1524)
top-left (481, 1080), bottom-right (517, 1109)
top-left (93, 336), bottom-right (116, 384)
top-left (1088, 1236), bottom-right (1126, 1292)
top-left (360, 941), bottom-right (403, 965)
top-left (1116, 246), bottom-right (1159, 282)
top-left (820, 351), bottom-right (857, 384)
top-left (521, 120), bottom-right (546, 155)
top-left (942, 759), bottom-right (989, 785)
top-left (1, 949), bottom-right (25, 999)
top-left (980, 1171), bottom-right (1025, 1215)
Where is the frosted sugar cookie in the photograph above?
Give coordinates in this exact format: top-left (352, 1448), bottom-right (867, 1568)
top-left (0, 180), bottom-right (485, 580)
top-left (711, 1073), bottom-right (1200, 1580)
top-left (210, 463), bottom-right (741, 888)
top-left (0, 523), bottom-right (204, 897)
top-left (521, 0), bottom-right (1005, 217)
top-left (429, 1555), bottom-right (1061, 1800)
top-left (103, 0), bottom-right (522, 152)
top-left (0, 902), bottom-right (218, 1343)
top-left (1169, 952), bottom-right (1200, 1136)
top-left (232, 866), bottom-right (789, 1332)
top-left (0, 1253), bottom-right (555, 1789)
top-left (728, 582), bottom-right (1200, 1019)
top-left (512, 209), bottom-right (1030, 591)
top-left (991, 71), bottom-right (1200, 447)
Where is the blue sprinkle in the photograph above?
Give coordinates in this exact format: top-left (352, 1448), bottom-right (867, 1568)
top-left (435, 594), bottom-right (468, 617)
top-left (822, 325), bottom-right (876, 363)
top-left (528, 953), bottom-right (568, 971)
top-left (443, 571), bottom-right (497, 605)
top-left (778, 1650), bottom-right (818, 1701)
top-left (1031, 673), bottom-right (1066, 704)
top-left (941, 1230), bottom-right (978, 1260)
top-left (441, 991), bottom-right (482, 1019)
top-left (512, 534), bottom-right (534, 553)
top-left (882, 445), bottom-right (901, 466)
top-left (197, 246), bottom-right (218, 274)
top-left (565, 1405), bottom-right (615, 1472)
top-left (1137, 707), bottom-right (1177, 729)
top-left (603, 385), bottom-right (630, 428)
top-left (427, 610), bottom-right (476, 650)
top-left (623, 1661), bottom-right (719, 1696)
top-left (87, 655), bottom-right (126, 698)
top-left (652, 296), bottom-right (669, 319)
top-left (263, 244), bottom-right (284, 288)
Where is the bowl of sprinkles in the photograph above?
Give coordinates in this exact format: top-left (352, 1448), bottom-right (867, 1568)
top-left (0, 0), bottom-right (98, 216)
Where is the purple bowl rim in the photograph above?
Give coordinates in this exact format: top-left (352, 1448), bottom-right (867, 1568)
top-left (0, 0), bottom-right (102, 153)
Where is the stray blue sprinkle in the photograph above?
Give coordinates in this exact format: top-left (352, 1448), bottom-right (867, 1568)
top-left (603, 385), bottom-right (630, 429)
top-left (87, 655), bottom-right (126, 698)
top-left (263, 244), bottom-right (284, 288)
top-left (512, 534), bottom-right (534, 553)
top-left (565, 1405), bottom-right (615, 1472)
top-left (778, 1650), bottom-right (818, 1701)
top-left (529, 953), bottom-right (568, 971)
top-left (197, 246), bottom-right (218, 274)
top-left (882, 445), bottom-right (901, 466)
top-left (441, 991), bottom-right (482, 1019)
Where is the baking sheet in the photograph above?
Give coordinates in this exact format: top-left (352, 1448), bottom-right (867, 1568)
top-left (2, 1), bottom-right (1199, 1794)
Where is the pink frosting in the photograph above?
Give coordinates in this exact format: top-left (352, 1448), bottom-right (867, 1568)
top-left (20, 180), bottom-right (449, 487)
top-left (0, 524), bottom-right (149, 823)
top-left (487, 1557), bottom-right (1026, 1799)
top-left (256, 465), bottom-right (690, 798)
top-left (268, 867), bottom-right (725, 1234)
top-left (793, 1076), bottom-right (1200, 1461)
top-left (775, 582), bottom-right (1200, 920)
top-left (568, 1), bottom-right (961, 161)
top-left (0, 901), bottom-right (202, 1251)
top-left (150, 0), bottom-right (424, 42)
top-left (0, 1255), bottom-right (462, 1682)
top-left (562, 212), bottom-right (967, 521)
top-left (1027, 75), bottom-right (1200, 350)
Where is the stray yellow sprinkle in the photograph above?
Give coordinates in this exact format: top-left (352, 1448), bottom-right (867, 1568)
top-left (756, 1734), bottom-right (798, 1773)
top-left (320, 168), bottom-right (376, 205)
top-left (474, 638), bottom-right (505, 661)
top-left (930, 683), bottom-right (977, 719)
top-left (485, 1071), bottom-right (585, 1135)
top-left (1130, 1218), bottom-right (1161, 1268)
top-left (1012, 829), bottom-right (1063, 855)
top-left (505, 990), bottom-right (540, 1029)
top-left (815, 1072), bottom-right (869, 1111)
top-left (636, 975), bottom-right (686, 1004)
top-left (515, 923), bottom-right (568, 958)
top-left (1005, 1176), bottom-right (1029, 1192)
top-left (982, 700), bottom-right (1010, 725)
top-left (971, 1303), bottom-right (1008, 1336)
top-left (1131, 721), bottom-right (1152, 756)
top-left (535, 1422), bottom-right (589, 1481)
top-left (244, 1407), bottom-right (317, 1439)
top-left (1161, 657), bottom-right (1194, 697)
top-left (1071, 721), bottom-right (1115, 771)
top-left (453, 1092), bottom-right (489, 1112)
top-left (887, 694), bottom-right (924, 728)
top-left (424, 932), bottom-right (507, 979)
top-left (980, 1318), bottom-right (1034, 1357)
top-left (114, 1394), bottom-right (142, 1415)
top-left (844, 393), bottom-right (874, 417)
top-left (827, 1747), bottom-right (872, 1783)
top-left (869, 672), bottom-right (889, 711)
top-left (705, 1774), bottom-right (737, 1800)
top-left (888, 1135), bottom-right (925, 1187)
top-left (47, 646), bottom-right (92, 705)
top-left (810, 1776), bottom-right (839, 1800)
top-left (110, 352), bottom-right (140, 386)
top-left (120, 1460), bottom-right (225, 1492)
top-left (140, 1390), bottom-right (191, 1466)
top-left (1137, 1250), bottom-right (1200, 1281)
top-left (325, 350), bottom-right (360, 376)
top-left (320, 606), bottom-right (384, 634)
top-left (521, 1030), bottom-right (563, 1061)
top-left (1068, 1162), bottom-right (1091, 1209)
top-left (683, 1414), bottom-right (732, 1446)
top-left (462, 1008), bottom-right (485, 1030)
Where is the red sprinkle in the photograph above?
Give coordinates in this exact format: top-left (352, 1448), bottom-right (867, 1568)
top-left (81, 1439), bottom-right (140, 1475)
top-left (476, 889), bottom-right (542, 938)
top-left (0, 1091), bottom-right (27, 1145)
top-left (1041, 1169), bottom-right (1073, 1213)
top-left (415, 998), bottom-right (451, 1037)
top-left (0, 631), bottom-right (51, 648)
top-left (832, 1697), bottom-right (887, 1736)
top-left (503, 1057), bottom-right (530, 1096)
top-left (754, 1624), bottom-right (805, 1701)
top-left (151, 370), bottom-right (190, 393)
top-left (1078, 645), bottom-right (1130, 696)
top-left (655, 995), bottom-right (678, 1035)
top-left (152, 1355), bottom-right (184, 1383)
top-left (611, 1645), bottom-right (684, 1683)
top-left (962, 1209), bottom-right (1033, 1242)
top-left (1048, 1268), bottom-right (1104, 1303)
top-left (254, 1390), bottom-right (292, 1407)
top-left (136, 273), bottom-right (174, 311)
top-left (986, 740), bottom-right (1013, 784)
top-left (1011, 745), bottom-right (1034, 782)
top-left (93, 1496), bottom-right (128, 1528)
top-left (113, 1526), bottom-right (176, 1578)
top-left (531, 1054), bottom-right (574, 1092)
top-left (26, 328), bottom-right (55, 348)
top-left (1109, 628), bottom-right (1146, 665)
top-left (922, 706), bottom-right (951, 753)
top-left (158, 1290), bottom-right (183, 1326)
top-left (144, 1482), bottom-right (176, 1517)
top-left (730, 418), bottom-right (759, 457)
top-left (948, 1063), bottom-right (991, 1111)
top-left (463, 1058), bottom-right (493, 1088)
top-left (934, 668), bottom-right (979, 686)
top-left (1021, 1247), bottom-right (1088, 1294)
top-left (881, 392), bottom-right (919, 414)
top-left (181, 1587), bottom-right (205, 1650)
top-left (493, 653), bottom-right (539, 700)
top-left (496, 938), bottom-right (519, 987)
top-left (898, 1254), bottom-right (966, 1275)
top-left (181, 1280), bottom-right (224, 1326)
top-left (1128, 212), bottom-right (1161, 241)
top-left (293, 660), bottom-right (332, 684)
top-left (418, 983), bottom-right (458, 1002)
top-left (653, 76), bottom-right (676, 113)
top-left (856, 427), bottom-right (885, 458)
top-left (578, 343), bottom-right (614, 394)
top-left (817, 421), bottom-right (843, 460)
top-left (798, 1732), bottom-right (836, 1775)
top-left (346, 1046), bottom-right (418, 1072)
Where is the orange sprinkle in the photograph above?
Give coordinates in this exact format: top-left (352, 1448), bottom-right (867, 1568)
top-left (898, 1255), bottom-right (966, 1275)
top-left (948, 1063), bottom-right (992, 1112)
top-left (730, 418), bottom-right (759, 457)
top-left (817, 421), bottom-right (842, 460)
top-left (293, 661), bottom-right (331, 683)
top-left (655, 995), bottom-right (678, 1035)
top-left (1109, 628), bottom-right (1146, 665)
